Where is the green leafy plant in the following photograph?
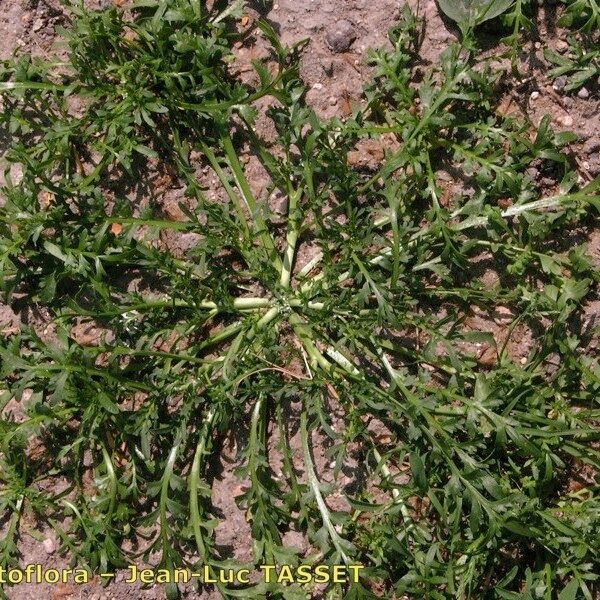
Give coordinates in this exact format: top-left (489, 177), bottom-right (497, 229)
top-left (0, 1), bottom-right (599, 600)
top-left (545, 38), bottom-right (600, 91)
top-left (437, 0), bottom-right (515, 32)
top-left (559, 0), bottom-right (600, 32)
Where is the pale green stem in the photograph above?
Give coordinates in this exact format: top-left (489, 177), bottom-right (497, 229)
top-left (189, 407), bottom-right (227, 596)
top-left (220, 133), bottom-right (281, 270)
top-left (200, 142), bottom-right (251, 243)
top-left (300, 411), bottom-right (351, 564)
top-left (280, 188), bottom-right (302, 289)
top-left (372, 447), bottom-right (418, 539)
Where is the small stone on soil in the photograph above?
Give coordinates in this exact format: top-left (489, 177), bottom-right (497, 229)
top-left (270, 189), bottom-right (288, 215)
top-left (525, 167), bottom-right (539, 180)
top-left (552, 76), bottom-right (567, 92)
top-left (559, 114), bottom-right (574, 127)
top-left (42, 537), bottom-right (55, 554)
top-left (325, 20), bottom-right (356, 53)
top-left (577, 87), bottom-right (590, 99)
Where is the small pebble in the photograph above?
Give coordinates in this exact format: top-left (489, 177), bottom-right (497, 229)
top-left (555, 40), bottom-right (569, 53)
top-left (312, 82), bottom-right (323, 90)
top-left (534, 41), bottom-right (541, 50)
top-left (560, 114), bottom-right (574, 127)
top-left (32, 18), bottom-right (44, 31)
top-left (270, 190), bottom-right (288, 215)
top-left (329, 96), bottom-right (338, 106)
top-left (325, 19), bottom-right (356, 53)
top-left (42, 538), bottom-right (55, 554)
top-left (530, 91), bottom-right (539, 100)
top-left (525, 167), bottom-right (539, 180)
top-left (520, 357), bottom-right (527, 365)
top-left (577, 87), bottom-right (590, 99)
top-left (552, 75), bottom-right (568, 92)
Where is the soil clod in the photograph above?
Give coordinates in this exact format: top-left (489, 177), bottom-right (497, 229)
top-left (325, 19), bottom-right (356, 53)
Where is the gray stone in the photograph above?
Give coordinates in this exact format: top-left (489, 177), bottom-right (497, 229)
top-left (525, 167), bottom-right (539, 180)
top-left (325, 20), bottom-right (356, 53)
top-left (269, 189), bottom-right (288, 216)
top-left (577, 87), bottom-right (590, 99)
top-left (552, 75), bottom-right (568, 92)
